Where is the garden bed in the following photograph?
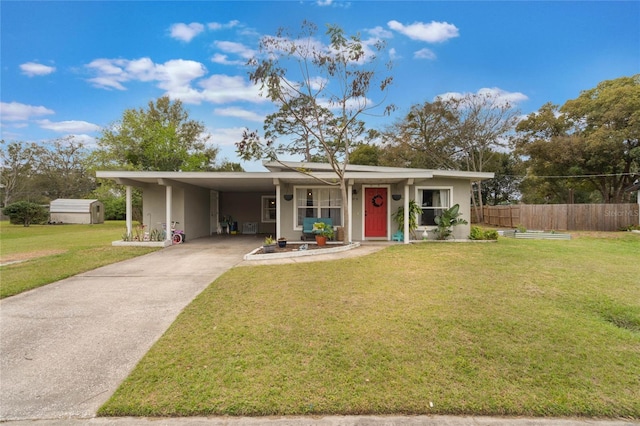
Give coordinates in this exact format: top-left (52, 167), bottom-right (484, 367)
top-left (500, 230), bottom-right (571, 240)
top-left (244, 242), bottom-right (360, 261)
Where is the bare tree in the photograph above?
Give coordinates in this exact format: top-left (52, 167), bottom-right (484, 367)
top-left (448, 93), bottom-right (520, 221)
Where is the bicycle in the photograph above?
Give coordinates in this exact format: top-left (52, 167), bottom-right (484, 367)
top-left (161, 221), bottom-right (185, 244)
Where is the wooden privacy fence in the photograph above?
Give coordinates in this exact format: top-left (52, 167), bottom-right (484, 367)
top-left (477, 204), bottom-right (639, 231)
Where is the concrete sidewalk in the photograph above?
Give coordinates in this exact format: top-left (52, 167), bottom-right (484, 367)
top-left (1, 415), bottom-right (637, 425)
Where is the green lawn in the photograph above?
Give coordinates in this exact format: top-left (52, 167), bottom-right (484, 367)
top-left (99, 233), bottom-right (640, 418)
top-left (0, 221), bottom-right (158, 298)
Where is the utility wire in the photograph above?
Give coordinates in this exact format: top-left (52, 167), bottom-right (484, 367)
top-left (502, 172), bottom-right (638, 179)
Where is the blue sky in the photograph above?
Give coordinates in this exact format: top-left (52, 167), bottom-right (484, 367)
top-left (1, 1), bottom-right (639, 171)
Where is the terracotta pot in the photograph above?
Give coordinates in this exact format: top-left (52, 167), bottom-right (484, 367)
top-left (315, 235), bottom-right (327, 246)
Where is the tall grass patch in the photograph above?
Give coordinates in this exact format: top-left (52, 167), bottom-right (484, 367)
top-left (99, 234), bottom-right (640, 418)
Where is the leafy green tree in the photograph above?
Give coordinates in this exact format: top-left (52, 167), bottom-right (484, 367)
top-left (93, 96), bottom-right (219, 171)
top-left (236, 21), bottom-right (394, 242)
top-left (3, 201), bottom-right (48, 226)
top-left (515, 76), bottom-right (640, 203)
top-left (350, 143), bottom-right (381, 166)
top-left (380, 99), bottom-right (460, 170)
top-left (481, 151), bottom-right (523, 205)
top-left (561, 75), bottom-right (640, 203)
top-left (263, 95), bottom-right (335, 162)
top-left (1, 138), bottom-right (94, 205)
top-left (32, 137), bottom-right (95, 200)
top-left (1, 140), bottom-right (39, 206)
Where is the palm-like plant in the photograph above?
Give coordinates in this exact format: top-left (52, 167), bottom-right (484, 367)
top-left (393, 200), bottom-right (423, 239)
top-left (433, 204), bottom-right (468, 240)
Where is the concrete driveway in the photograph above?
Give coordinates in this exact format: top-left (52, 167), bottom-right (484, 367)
top-left (0, 236), bottom-right (262, 421)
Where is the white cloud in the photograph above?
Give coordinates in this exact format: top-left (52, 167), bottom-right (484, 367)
top-left (388, 20), bottom-right (459, 43)
top-left (214, 107), bottom-right (264, 122)
top-left (214, 41), bottom-right (256, 60)
top-left (368, 26), bottom-right (393, 39)
top-left (62, 134), bottom-right (98, 148)
top-left (208, 20), bottom-right (240, 31)
top-left (85, 57), bottom-right (266, 106)
top-left (208, 126), bottom-right (246, 146)
top-left (37, 119), bottom-right (101, 133)
top-left (436, 87), bottom-right (529, 106)
top-left (155, 59), bottom-right (208, 94)
top-left (85, 57), bottom-right (207, 99)
top-left (477, 87), bottom-right (528, 104)
top-left (198, 74), bottom-right (264, 104)
top-left (211, 54), bottom-right (244, 66)
top-left (20, 62), bottom-right (56, 77)
top-left (169, 22), bottom-right (205, 42)
top-left (0, 101), bottom-right (54, 121)
top-left (414, 48), bottom-right (436, 60)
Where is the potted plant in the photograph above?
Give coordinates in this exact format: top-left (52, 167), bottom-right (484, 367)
top-left (277, 237), bottom-right (287, 248)
top-left (312, 222), bottom-right (334, 246)
top-left (392, 200), bottom-right (422, 239)
top-left (432, 204), bottom-right (468, 240)
top-left (263, 235), bottom-right (276, 253)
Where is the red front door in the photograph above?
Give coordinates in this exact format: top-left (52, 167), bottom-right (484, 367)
top-left (365, 187), bottom-right (387, 238)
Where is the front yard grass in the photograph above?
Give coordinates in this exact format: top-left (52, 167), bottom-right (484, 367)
top-left (0, 221), bottom-right (158, 298)
top-left (100, 233), bottom-right (640, 418)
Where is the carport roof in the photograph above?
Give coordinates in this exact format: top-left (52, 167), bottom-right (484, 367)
top-left (96, 163), bottom-right (494, 193)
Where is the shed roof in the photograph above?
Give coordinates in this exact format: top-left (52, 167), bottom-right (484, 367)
top-left (50, 199), bottom-right (100, 213)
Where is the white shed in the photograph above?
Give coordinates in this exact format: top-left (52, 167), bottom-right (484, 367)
top-left (49, 199), bottom-right (104, 224)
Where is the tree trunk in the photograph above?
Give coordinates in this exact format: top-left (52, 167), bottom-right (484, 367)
top-left (340, 180), bottom-right (350, 243)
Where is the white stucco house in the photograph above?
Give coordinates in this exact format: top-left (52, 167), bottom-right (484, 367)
top-left (96, 162), bottom-right (494, 244)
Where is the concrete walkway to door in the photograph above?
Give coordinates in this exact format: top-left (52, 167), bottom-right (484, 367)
top-left (0, 236), bottom-right (263, 421)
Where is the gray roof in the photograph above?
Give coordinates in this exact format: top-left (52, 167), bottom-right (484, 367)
top-left (96, 162), bottom-right (495, 192)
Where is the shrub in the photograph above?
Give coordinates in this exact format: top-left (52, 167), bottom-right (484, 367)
top-left (2, 201), bottom-right (49, 226)
top-left (469, 225), bottom-right (498, 240)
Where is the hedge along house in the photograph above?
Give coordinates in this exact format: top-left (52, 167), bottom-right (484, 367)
top-left (49, 199), bottom-right (105, 224)
top-left (96, 162), bottom-right (494, 244)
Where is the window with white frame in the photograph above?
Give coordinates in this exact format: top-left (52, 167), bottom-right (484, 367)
top-left (295, 187), bottom-right (342, 227)
top-left (261, 196), bottom-right (276, 223)
top-left (417, 188), bottom-right (451, 226)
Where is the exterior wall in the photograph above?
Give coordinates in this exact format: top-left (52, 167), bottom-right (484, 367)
top-left (140, 177), bottom-right (474, 242)
top-left (50, 212), bottom-right (92, 224)
top-left (142, 186), bottom-right (186, 236)
top-left (184, 185), bottom-right (210, 239)
top-left (279, 183), bottom-right (297, 240)
top-left (220, 191), bottom-right (276, 235)
top-left (411, 178), bottom-right (472, 240)
top-left (142, 186), bottom-right (167, 234)
top-left (350, 184), bottom-right (364, 241)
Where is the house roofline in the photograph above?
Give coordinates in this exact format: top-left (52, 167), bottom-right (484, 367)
top-left (262, 161), bottom-right (494, 180)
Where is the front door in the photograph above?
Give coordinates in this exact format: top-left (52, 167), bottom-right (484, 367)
top-left (365, 187), bottom-right (387, 238)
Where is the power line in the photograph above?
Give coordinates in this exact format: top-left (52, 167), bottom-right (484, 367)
top-left (503, 172), bottom-right (638, 179)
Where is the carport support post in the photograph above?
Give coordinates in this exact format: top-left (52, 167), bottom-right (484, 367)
top-left (348, 180), bottom-right (353, 243)
top-left (125, 185), bottom-right (132, 237)
top-left (403, 181), bottom-right (410, 244)
top-left (165, 185), bottom-right (172, 242)
top-left (274, 179), bottom-right (281, 239)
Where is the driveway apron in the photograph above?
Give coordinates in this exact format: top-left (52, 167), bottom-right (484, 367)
top-left (0, 236), bottom-right (261, 421)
